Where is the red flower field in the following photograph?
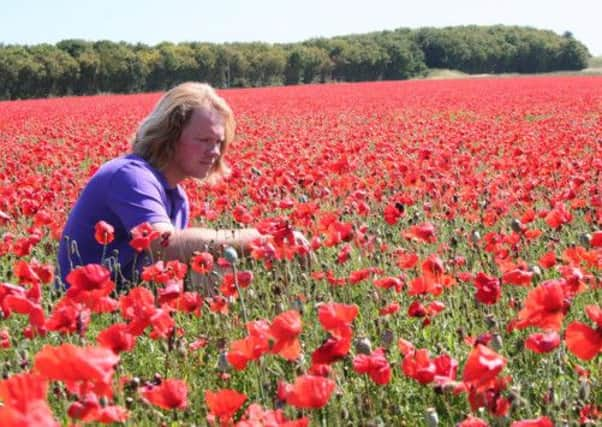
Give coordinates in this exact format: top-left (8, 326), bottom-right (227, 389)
top-left (0, 76), bottom-right (601, 425)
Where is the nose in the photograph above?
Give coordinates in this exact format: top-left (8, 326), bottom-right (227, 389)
top-left (206, 142), bottom-right (220, 158)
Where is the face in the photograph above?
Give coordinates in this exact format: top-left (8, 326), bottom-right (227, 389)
top-left (164, 107), bottom-right (225, 186)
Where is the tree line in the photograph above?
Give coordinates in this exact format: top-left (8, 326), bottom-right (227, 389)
top-left (0, 25), bottom-right (590, 100)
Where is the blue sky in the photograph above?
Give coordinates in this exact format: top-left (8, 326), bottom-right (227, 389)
top-left (1, 0), bottom-right (600, 55)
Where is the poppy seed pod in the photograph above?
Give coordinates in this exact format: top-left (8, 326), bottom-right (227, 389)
top-left (354, 337), bottom-right (373, 355)
top-left (424, 407), bottom-right (439, 427)
top-left (471, 230), bottom-right (481, 243)
top-left (528, 265), bottom-right (542, 278)
top-left (491, 333), bottom-right (503, 350)
top-left (578, 378), bottom-right (590, 400)
top-left (579, 232), bottom-right (591, 248)
top-left (380, 329), bottom-right (394, 349)
top-left (223, 246), bottom-right (238, 264)
top-left (511, 218), bottom-right (523, 234)
top-left (217, 351), bottom-right (230, 372)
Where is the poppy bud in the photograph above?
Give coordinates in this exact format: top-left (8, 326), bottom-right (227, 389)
top-left (129, 377), bottom-right (141, 389)
top-left (490, 333), bottom-right (503, 350)
top-left (578, 378), bottom-right (590, 400)
top-left (298, 194), bottom-right (309, 203)
top-left (528, 265), bottom-right (542, 278)
top-left (125, 397), bottom-right (134, 409)
top-left (291, 298), bottom-right (304, 314)
top-left (275, 302), bottom-right (285, 313)
top-left (251, 167), bottom-right (262, 176)
top-left (177, 338), bottom-right (188, 358)
top-left (217, 351), bottom-right (230, 372)
top-left (354, 337), bottom-right (372, 355)
top-left (99, 396), bottom-right (108, 407)
top-left (510, 219), bottom-right (522, 234)
top-left (223, 246), bottom-right (238, 264)
top-left (484, 314), bottom-right (498, 329)
top-left (424, 407), bottom-right (439, 427)
top-left (471, 230), bottom-right (481, 243)
top-left (579, 233), bottom-right (591, 248)
top-left (380, 329), bottom-right (394, 349)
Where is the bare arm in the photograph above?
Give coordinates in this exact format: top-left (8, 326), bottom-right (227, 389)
top-left (150, 223), bottom-right (263, 262)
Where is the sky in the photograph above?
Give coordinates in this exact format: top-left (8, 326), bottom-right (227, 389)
top-left (1, 0), bottom-right (600, 55)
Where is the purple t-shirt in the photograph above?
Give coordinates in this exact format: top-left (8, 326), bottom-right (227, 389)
top-left (58, 154), bottom-right (189, 286)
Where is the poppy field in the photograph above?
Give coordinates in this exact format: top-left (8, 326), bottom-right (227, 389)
top-left (0, 77), bottom-right (601, 426)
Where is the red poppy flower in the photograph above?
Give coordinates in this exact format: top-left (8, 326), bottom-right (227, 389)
top-left (33, 343), bottom-right (119, 397)
top-left (374, 276), bottom-right (404, 292)
top-left (402, 348), bottom-right (436, 384)
top-left (237, 403), bottom-right (309, 426)
top-left (227, 333), bottom-right (270, 371)
top-left (473, 272), bottom-right (501, 305)
top-left (142, 260), bottom-right (187, 284)
top-left (46, 297), bottom-right (90, 336)
top-left (0, 373), bottom-right (58, 427)
top-left (311, 326), bottom-right (352, 365)
top-left (524, 331), bottom-right (561, 353)
top-left (544, 202), bottom-right (572, 229)
top-left (269, 310), bottom-right (302, 360)
top-left (139, 379), bottom-right (188, 410)
top-left (169, 291), bottom-right (203, 316)
top-left (383, 203), bottom-right (404, 225)
top-left (14, 258), bottom-right (54, 285)
top-left (510, 416), bottom-right (553, 427)
top-left (317, 302), bottom-right (358, 336)
top-left (279, 375), bottom-right (336, 409)
top-left (458, 415), bottom-right (489, 427)
top-left (348, 267), bottom-right (381, 284)
top-left (190, 251), bottom-right (214, 274)
top-left (97, 323), bottom-right (137, 354)
top-left (0, 209), bottom-right (11, 223)
top-left (0, 328), bottom-right (9, 348)
top-left (129, 222), bottom-right (161, 252)
top-left (408, 275), bottom-right (442, 296)
top-left (68, 392), bottom-right (128, 423)
top-left (208, 295), bottom-right (229, 315)
top-left (3, 293), bottom-right (46, 332)
top-left (205, 389), bottom-right (247, 423)
top-left (65, 264), bottom-right (115, 301)
top-left (352, 348), bottom-right (392, 385)
top-left (591, 231), bottom-right (602, 247)
top-left (538, 251), bottom-right (557, 269)
top-left (94, 220), bottom-right (115, 245)
top-left (379, 301), bottom-right (401, 316)
top-left (462, 344), bottom-right (506, 392)
top-left (565, 305), bottom-right (602, 360)
top-left (396, 250), bottom-right (419, 269)
top-left (513, 280), bottom-right (567, 331)
top-left (402, 222), bottom-right (437, 243)
top-left (502, 269), bottom-right (533, 286)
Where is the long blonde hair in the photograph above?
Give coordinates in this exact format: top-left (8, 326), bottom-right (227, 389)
top-left (132, 82), bottom-right (234, 180)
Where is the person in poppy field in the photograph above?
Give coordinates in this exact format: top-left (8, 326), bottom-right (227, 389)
top-left (58, 82), bottom-right (306, 288)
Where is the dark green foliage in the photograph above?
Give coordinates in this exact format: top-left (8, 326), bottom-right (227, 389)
top-left (415, 25), bottom-right (590, 74)
top-left (0, 25), bottom-right (591, 100)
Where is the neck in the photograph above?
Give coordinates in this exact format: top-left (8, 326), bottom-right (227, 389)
top-left (161, 164), bottom-right (183, 188)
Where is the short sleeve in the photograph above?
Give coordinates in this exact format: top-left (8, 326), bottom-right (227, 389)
top-left (107, 162), bottom-right (171, 232)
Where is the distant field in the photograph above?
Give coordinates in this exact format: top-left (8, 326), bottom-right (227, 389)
top-left (423, 56), bottom-right (602, 79)
top-left (425, 66), bottom-right (602, 80)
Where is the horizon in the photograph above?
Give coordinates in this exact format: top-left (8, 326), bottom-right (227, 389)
top-left (1, 0), bottom-right (600, 56)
